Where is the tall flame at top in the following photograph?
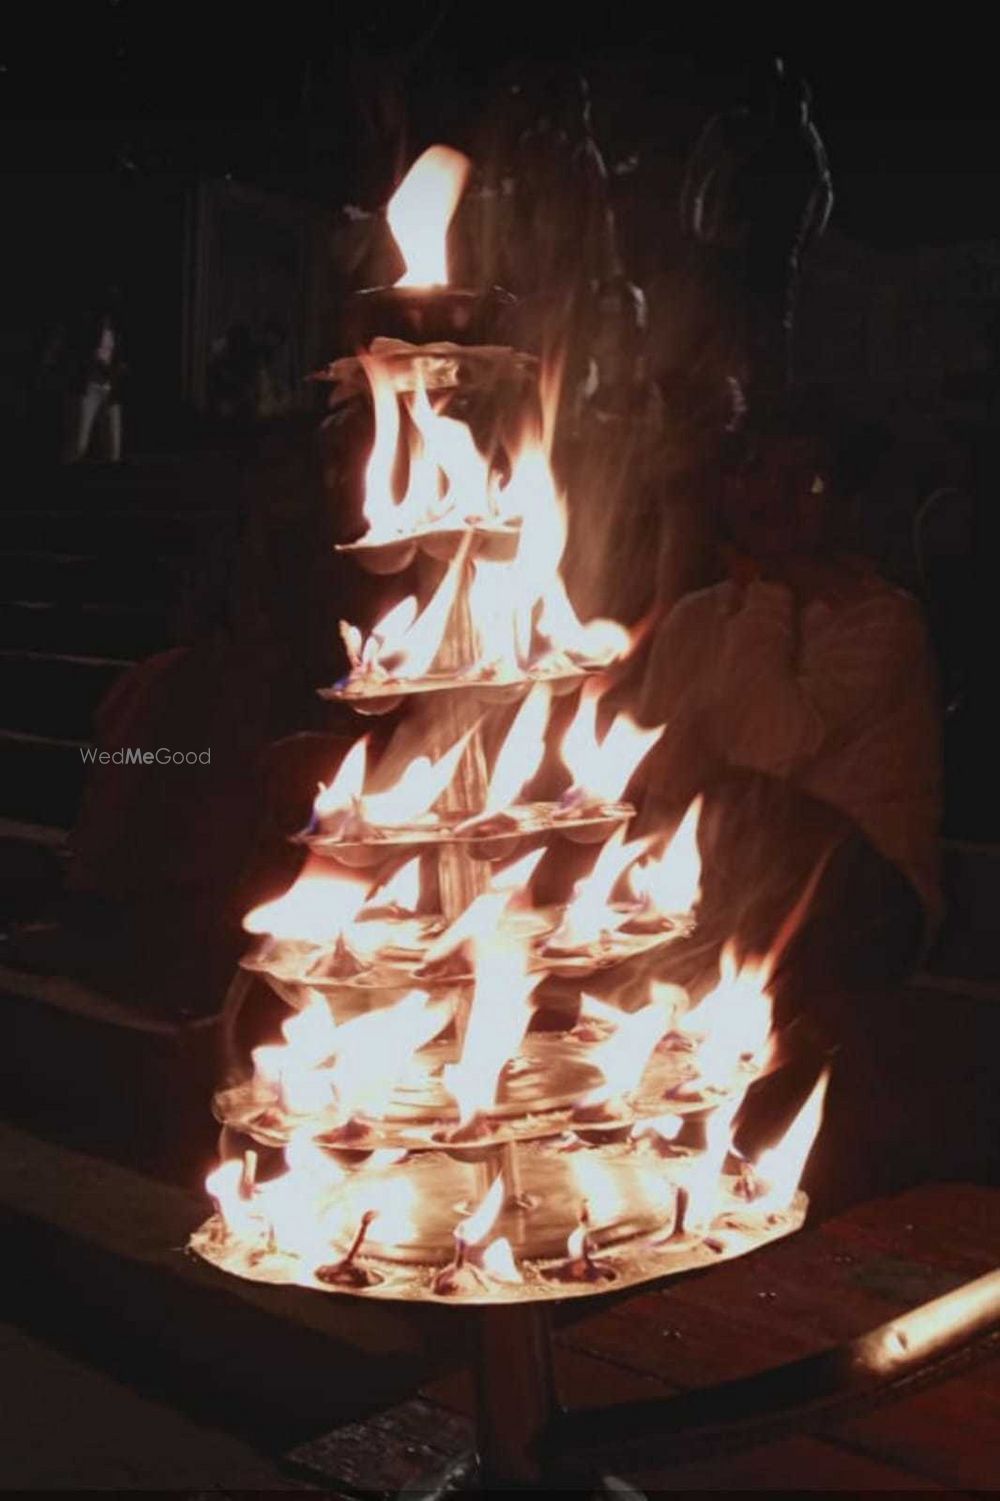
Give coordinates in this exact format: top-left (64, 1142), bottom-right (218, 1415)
top-left (387, 145), bottom-right (471, 288)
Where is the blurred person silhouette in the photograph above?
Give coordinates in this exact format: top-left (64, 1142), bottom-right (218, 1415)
top-left (256, 323), bottom-right (295, 419)
top-left (638, 410), bottom-right (941, 1022)
top-left (491, 63), bottom-right (625, 396)
top-left (62, 293), bottom-right (127, 463)
top-left (61, 417), bottom-right (353, 1013)
top-left (680, 57), bottom-right (832, 415)
top-left (207, 324), bottom-right (267, 434)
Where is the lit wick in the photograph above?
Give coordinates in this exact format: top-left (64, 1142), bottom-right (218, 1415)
top-left (315, 1209), bottom-right (381, 1288)
top-left (314, 931), bottom-right (367, 979)
top-left (733, 1157), bottom-right (762, 1202)
top-left (432, 1224), bottom-right (492, 1296)
top-left (239, 1149), bottom-right (258, 1200)
top-left (551, 1200), bottom-right (616, 1284)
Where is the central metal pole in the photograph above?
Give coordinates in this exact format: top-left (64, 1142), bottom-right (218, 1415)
top-left (474, 1303), bottom-right (557, 1487)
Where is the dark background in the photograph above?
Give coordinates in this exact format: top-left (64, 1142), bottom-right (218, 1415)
top-left (3, 5), bottom-right (999, 384)
top-left (3, 5), bottom-right (997, 233)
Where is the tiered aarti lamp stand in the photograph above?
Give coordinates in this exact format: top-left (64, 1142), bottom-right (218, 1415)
top-left (191, 285), bottom-right (807, 1488)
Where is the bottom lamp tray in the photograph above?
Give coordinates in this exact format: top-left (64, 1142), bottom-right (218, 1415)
top-left (189, 1150), bottom-right (806, 1307)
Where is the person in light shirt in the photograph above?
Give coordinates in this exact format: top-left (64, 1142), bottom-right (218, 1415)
top-left (63, 301), bottom-right (126, 463)
top-left (639, 418), bottom-right (942, 1018)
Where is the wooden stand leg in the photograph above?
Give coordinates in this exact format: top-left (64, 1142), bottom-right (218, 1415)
top-left (474, 1304), bottom-right (556, 1488)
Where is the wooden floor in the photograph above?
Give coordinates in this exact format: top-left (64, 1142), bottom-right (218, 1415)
top-left (292, 1182), bottom-right (1000, 1494)
top-left (1, 1120), bottom-right (997, 1491)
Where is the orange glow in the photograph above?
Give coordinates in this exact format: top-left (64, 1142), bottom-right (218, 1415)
top-left (386, 144), bottom-right (471, 287)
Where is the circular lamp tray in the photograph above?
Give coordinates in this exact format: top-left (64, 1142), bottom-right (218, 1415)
top-left (211, 1029), bottom-right (744, 1154)
top-left (336, 521), bottom-right (521, 576)
top-left (301, 801), bottom-right (633, 864)
top-left (190, 1137), bottom-right (806, 1306)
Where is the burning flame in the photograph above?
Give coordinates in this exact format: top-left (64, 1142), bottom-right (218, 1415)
top-left (250, 987), bottom-right (448, 1124)
top-left (750, 1069), bottom-right (830, 1213)
top-left (363, 857), bottom-right (421, 913)
top-left (329, 989), bottom-right (449, 1120)
top-left (494, 388), bottom-right (632, 671)
top-left (206, 1158), bottom-right (261, 1242)
top-left (484, 685), bottom-right (552, 812)
top-left (386, 145), bottom-right (471, 287)
top-left (365, 732), bottom-right (474, 825)
top-left (244, 862), bottom-right (369, 946)
top-left (453, 1176), bottom-right (523, 1284)
top-left (251, 991), bottom-right (340, 1116)
top-left (560, 683), bottom-right (664, 806)
top-left (311, 737), bottom-right (368, 820)
top-left (682, 1100), bottom-right (740, 1234)
top-left (313, 727), bottom-right (474, 829)
top-left (627, 798), bottom-right (703, 917)
top-left (419, 848), bottom-right (544, 969)
top-left (358, 354), bottom-right (406, 539)
top-left (342, 354), bottom-right (637, 684)
top-left (577, 991), bottom-right (674, 1110)
top-left (480, 1236), bottom-right (523, 1283)
top-left (407, 373), bottom-right (493, 518)
top-left (681, 944), bottom-right (774, 1091)
top-left (341, 533), bottom-right (471, 684)
top-left (553, 829), bottom-right (651, 949)
top-left (443, 934), bottom-right (538, 1125)
top-left (355, 363), bottom-right (503, 544)
top-left (456, 1174), bottom-right (505, 1245)
top-left (207, 1138), bottom-right (354, 1267)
